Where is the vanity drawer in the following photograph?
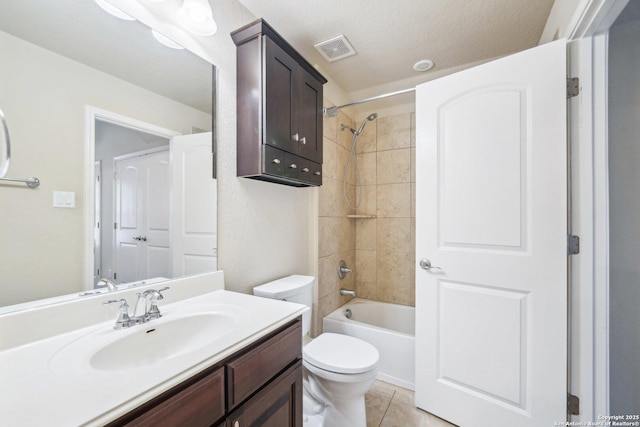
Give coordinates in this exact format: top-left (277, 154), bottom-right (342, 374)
top-left (263, 145), bottom-right (285, 177)
top-left (120, 367), bottom-right (225, 427)
top-left (226, 319), bottom-right (302, 409)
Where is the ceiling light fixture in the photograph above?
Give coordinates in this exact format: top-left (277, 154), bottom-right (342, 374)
top-left (413, 59), bottom-right (434, 72)
top-left (178, 0), bottom-right (217, 36)
top-left (151, 30), bottom-right (185, 49)
top-left (94, 0), bottom-right (136, 21)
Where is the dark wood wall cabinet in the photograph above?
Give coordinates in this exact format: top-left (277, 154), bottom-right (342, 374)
top-left (232, 19), bottom-right (327, 187)
top-left (106, 318), bottom-right (303, 427)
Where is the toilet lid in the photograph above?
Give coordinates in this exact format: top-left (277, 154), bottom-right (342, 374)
top-left (303, 333), bottom-right (379, 374)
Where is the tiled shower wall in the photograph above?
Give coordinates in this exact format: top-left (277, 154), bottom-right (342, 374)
top-left (316, 109), bottom-right (415, 335)
top-left (354, 113), bottom-right (416, 306)
top-left (316, 108), bottom-right (357, 335)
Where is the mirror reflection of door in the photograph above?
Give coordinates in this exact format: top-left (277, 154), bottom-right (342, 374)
top-left (114, 149), bottom-right (170, 284)
top-left (94, 121), bottom-right (171, 286)
top-left (171, 133), bottom-right (218, 276)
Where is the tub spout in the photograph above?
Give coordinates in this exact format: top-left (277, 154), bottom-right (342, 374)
top-left (340, 288), bottom-right (356, 297)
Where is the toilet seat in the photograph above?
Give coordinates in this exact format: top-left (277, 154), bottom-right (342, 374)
top-left (303, 333), bottom-right (379, 374)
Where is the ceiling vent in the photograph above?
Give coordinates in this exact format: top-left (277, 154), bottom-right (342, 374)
top-left (314, 35), bottom-right (357, 63)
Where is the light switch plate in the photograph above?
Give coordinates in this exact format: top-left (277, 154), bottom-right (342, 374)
top-left (53, 191), bottom-right (75, 208)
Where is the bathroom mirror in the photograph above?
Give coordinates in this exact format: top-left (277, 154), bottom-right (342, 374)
top-left (0, 0), bottom-right (217, 311)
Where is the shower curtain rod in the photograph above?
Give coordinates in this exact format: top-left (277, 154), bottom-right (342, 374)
top-left (323, 87), bottom-right (416, 117)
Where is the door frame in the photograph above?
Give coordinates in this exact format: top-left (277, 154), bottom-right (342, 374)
top-left (83, 106), bottom-right (180, 290)
top-left (563, 0), bottom-right (630, 420)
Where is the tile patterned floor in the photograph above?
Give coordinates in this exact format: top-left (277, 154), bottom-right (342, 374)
top-left (365, 381), bottom-right (457, 427)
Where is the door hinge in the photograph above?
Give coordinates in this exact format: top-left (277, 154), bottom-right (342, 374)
top-left (567, 77), bottom-right (580, 98)
top-left (568, 235), bottom-right (580, 255)
top-left (114, 222), bottom-right (117, 230)
top-left (568, 393), bottom-right (580, 415)
top-left (113, 272), bottom-right (117, 280)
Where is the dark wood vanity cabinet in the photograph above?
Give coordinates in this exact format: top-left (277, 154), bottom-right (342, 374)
top-left (226, 362), bottom-right (302, 427)
top-left (108, 318), bottom-right (302, 427)
top-left (232, 19), bottom-right (327, 187)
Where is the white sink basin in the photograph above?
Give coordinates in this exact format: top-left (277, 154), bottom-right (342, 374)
top-left (50, 306), bottom-right (242, 374)
top-left (91, 313), bottom-right (235, 371)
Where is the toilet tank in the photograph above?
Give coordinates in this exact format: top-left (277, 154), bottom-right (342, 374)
top-left (253, 275), bottom-right (314, 336)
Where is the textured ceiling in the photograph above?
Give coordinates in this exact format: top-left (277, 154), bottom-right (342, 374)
top-left (236, 0), bottom-right (555, 100)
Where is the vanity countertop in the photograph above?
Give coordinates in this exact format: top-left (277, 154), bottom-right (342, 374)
top-left (0, 289), bottom-right (307, 426)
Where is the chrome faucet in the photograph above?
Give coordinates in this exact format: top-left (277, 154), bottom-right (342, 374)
top-left (97, 277), bottom-right (117, 292)
top-left (340, 288), bottom-right (357, 297)
top-left (104, 287), bottom-right (170, 329)
top-left (133, 287), bottom-right (170, 322)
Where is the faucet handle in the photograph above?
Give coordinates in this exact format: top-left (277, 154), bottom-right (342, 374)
top-left (104, 299), bottom-right (131, 329)
top-left (156, 287), bottom-right (170, 299)
top-left (146, 287), bottom-right (170, 320)
top-left (104, 298), bottom-right (128, 309)
top-left (338, 260), bottom-right (353, 280)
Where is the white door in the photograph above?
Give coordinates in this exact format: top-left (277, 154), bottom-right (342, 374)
top-left (415, 39), bottom-right (567, 426)
top-left (114, 149), bottom-right (170, 283)
top-left (170, 133), bottom-right (218, 275)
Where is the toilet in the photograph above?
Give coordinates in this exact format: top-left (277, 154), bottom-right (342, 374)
top-left (253, 275), bottom-right (379, 427)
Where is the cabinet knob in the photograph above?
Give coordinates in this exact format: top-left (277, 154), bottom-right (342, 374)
top-left (302, 167), bottom-right (309, 173)
top-left (289, 164), bottom-right (297, 169)
top-left (300, 136), bottom-right (306, 145)
top-left (314, 171), bottom-right (321, 176)
top-left (292, 133), bottom-right (299, 142)
top-left (272, 159), bottom-right (281, 164)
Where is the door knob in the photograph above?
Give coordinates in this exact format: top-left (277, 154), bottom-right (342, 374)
top-left (419, 258), bottom-right (441, 271)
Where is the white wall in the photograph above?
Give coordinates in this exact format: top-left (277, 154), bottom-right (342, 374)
top-left (607, 14), bottom-right (640, 415)
top-left (0, 31), bottom-right (211, 306)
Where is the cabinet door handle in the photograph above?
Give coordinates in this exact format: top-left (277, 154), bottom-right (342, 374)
top-left (292, 133), bottom-right (299, 142)
top-left (272, 158), bottom-right (281, 164)
top-left (289, 164), bottom-right (297, 169)
top-left (300, 136), bottom-right (306, 145)
top-left (302, 167), bottom-right (309, 173)
top-left (314, 171), bottom-right (321, 176)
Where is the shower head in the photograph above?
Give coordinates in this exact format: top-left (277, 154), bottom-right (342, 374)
top-left (355, 112), bottom-right (378, 135)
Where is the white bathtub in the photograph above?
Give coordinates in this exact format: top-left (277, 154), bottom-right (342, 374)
top-left (323, 298), bottom-right (415, 390)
